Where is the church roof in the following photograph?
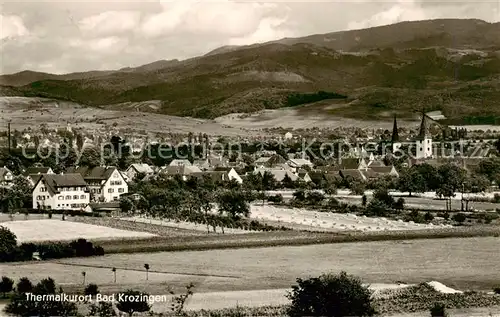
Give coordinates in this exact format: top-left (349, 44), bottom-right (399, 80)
top-left (416, 113), bottom-right (430, 140)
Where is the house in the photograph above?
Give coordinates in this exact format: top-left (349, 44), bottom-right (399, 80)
top-left (297, 169), bottom-right (312, 183)
top-left (193, 159), bottom-right (210, 171)
top-left (287, 158), bottom-right (314, 169)
top-left (160, 165), bottom-right (202, 181)
top-left (32, 173), bottom-right (89, 210)
top-left (22, 167), bottom-right (55, 186)
top-left (255, 168), bottom-right (299, 182)
top-left (125, 163), bottom-right (154, 181)
top-left (339, 158), bottom-right (368, 170)
top-left (208, 154), bottom-right (229, 168)
top-left (169, 159), bottom-right (192, 167)
top-left (66, 166), bottom-right (128, 202)
top-left (254, 154), bottom-right (287, 168)
top-left (208, 167), bottom-right (244, 184)
top-left (0, 166), bottom-right (13, 187)
top-left (369, 166), bottom-right (399, 178)
top-left (339, 169), bottom-right (367, 182)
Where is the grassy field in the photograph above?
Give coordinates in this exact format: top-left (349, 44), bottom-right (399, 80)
top-left (0, 219), bottom-right (157, 242)
top-left (1, 236), bottom-right (499, 296)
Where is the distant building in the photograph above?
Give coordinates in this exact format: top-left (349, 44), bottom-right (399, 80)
top-left (23, 167), bottom-right (55, 186)
top-left (415, 114), bottom-right (433, 159)
top-left (67, 166), bottom-right (128, 202)
top-left (125, 163), bottom-right (154, 181)
top-left (32, 173), bottom-right (89, 210)
top-left (169, 159), bottom-right (192, 167)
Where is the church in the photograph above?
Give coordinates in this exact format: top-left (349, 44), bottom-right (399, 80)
top-left (391, 114), bottom-right (433, 160)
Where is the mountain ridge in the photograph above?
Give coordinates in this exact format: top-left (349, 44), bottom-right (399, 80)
top-left (1, 18), bottom-right (499, 124)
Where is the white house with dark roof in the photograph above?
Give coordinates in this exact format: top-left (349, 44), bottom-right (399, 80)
top-left (32, 173), bottom-right (89, 210)
top-left (66, 166), bottom-right (128, 202)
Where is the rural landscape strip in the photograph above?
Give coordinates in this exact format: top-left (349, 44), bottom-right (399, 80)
top-left (97, 226), bottom-right (500, 254)
top-left (50, 261), bottom-right (241, 279)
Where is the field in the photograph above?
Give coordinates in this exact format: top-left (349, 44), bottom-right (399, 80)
top-left (249, 204), bottom-right (450, 232)
top-left (0, 219), bottom-right (156, 242)
top-left (1, 237), bottom-right (499, 294)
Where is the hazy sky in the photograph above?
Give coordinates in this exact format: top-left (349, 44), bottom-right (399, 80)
top-left (1, 0), bottom-right (499, 74)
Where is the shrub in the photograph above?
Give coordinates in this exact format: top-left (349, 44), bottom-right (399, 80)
top-left (84, 283), bottom-right (99, 297)
top-left (424, 211), bottom-right (435, 222)
top-left (452, 212), bottom-right (467, 224)
top-left (494, 287), bottom-right (500, 294)
top-left (267, 194), bottom-right (284, 204)
top-left (287, 271), bottom-right (376, 317)
top-left (0, 276), bottom-right (14, 298)
top-left (430, 302), bottom-right (448, 317)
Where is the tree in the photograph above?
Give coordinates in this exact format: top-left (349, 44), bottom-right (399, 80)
top-left (436, 164), bottom-right (466, 211)
top-left (361, 194), bottom-right (367, 207)
top-left (119, 197), bottom-right (135, 214)
top-left (430, 302), bottom-right (448, 317)
top-left (394, 197), bottom-right (405, 211)
top-left (144, 264), bottom-right (150, 281)
top-left (81, 271), bottom-right (86, 285)
top-left (89, 301), bottom-right (117, 317)
top-left (112, 267), bottom-right (117, 283)
top-left (365, 199), bottom-right (389, 217)
top-left (116, 289), bottom-right (151, 317)
top-left (292, 189), bottom-right (306, 202)
top-left (282, 174), bottom-right (295, 189)
top-left (0, 276), bottom-right (14, 298)
top-left (349, 180), bottom-right (366, 195)
top-left (216, 190), bottom-right (250, 219)
top-left (373, 187), bottom-right (395, 207)
top-left (452, 213), bottom-right (467, 224)
top-left (84, 283), bottom-right (99, 297)
top-left (287, 271), bottom-right (376, 317)
top-left (0, 226), bottom-right (18, 261)
top-left (6, 277), bottom-right (77, 317)
top-left (169, 283), bottom-right (195, 315)
top-left (398, 166), bottom-right (426, 196)
top-left (16, 277), bottom-right (33, 294)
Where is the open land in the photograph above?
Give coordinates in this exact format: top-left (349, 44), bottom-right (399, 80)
top-left (0, 219), bottom-right (156, 242)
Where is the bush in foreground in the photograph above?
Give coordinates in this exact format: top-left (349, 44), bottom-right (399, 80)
top-left (286, 271), bottom-right (375, 317)
top-left (430, 302), bottom-right (448, 317)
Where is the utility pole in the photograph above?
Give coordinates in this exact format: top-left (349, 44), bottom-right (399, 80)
top-left (7, 122), bottom-right (11, 153)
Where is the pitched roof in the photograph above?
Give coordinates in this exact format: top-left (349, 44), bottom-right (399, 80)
top-left (339, 169), bottom-right (366, 181)
top-left (255, 168), bottom-right (298, 182)
top-left (66, 166), bottom-right (116, 180)
top-left (22, 167), bottom-right (51, 176)
top-left (340, 158), bottom-right (365, 170)
top-left (369, 166), bottom-right (396, 174)
top-left (169, 159), bottom-right (192, 167)
top-left (367, 160), bottom-right (385, 167)
top-left (38, 173), bottom-right (87, 194)
top-left (417, 113), bottom-right (429, 140)
top-left (162, 165), bottom-right (202, 175)
top-left (129, 163), bottom-right (154, 174)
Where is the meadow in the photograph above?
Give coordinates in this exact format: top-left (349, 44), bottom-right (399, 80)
top-left (1, 237), bottom-right (499, 297)
top-left (1, 219), bottom-right (156, 242)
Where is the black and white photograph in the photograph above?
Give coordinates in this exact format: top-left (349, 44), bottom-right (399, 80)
top-left (0, 0), bottom-right (500, 316)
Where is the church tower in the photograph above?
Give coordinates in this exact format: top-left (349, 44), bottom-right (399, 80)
top-left (391, 114), bottom-right (401, 153)
top-left (415, 113), bottom-right (432, 159)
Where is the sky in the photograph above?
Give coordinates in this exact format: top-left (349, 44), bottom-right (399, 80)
top-left (1, 0), bottom-right (499, 74)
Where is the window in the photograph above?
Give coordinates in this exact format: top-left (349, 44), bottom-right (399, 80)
top-left (80, 195), bottom-right (85, 199)
top-left (40, 187), bottom-right (46, 192)
top-left (113, 196), bottom-right (118, 201)
top-left (118, 188), bottom-right (124, 193)
top-left (108, 188), bottom-right (114, 193)
top-left (66, 195), bottom-right (71, 200)
top-left (73, 195), bottom-right (78, 199)
top-left (97, 189), bottom-right (101, 194)
top-left (37, 195), bottom-right (41, 200)
top-left (58, 196), bottom-right (63, 200)
top-left (419, 147), bottom-right (422, 151)
top-left (113, 173), bottom-right (119, 178)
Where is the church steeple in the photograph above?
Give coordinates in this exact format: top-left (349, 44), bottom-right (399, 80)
top-left (391, 114), bottom-right (399, 143)
top-left (417, 112), bottom-right (429, 140)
